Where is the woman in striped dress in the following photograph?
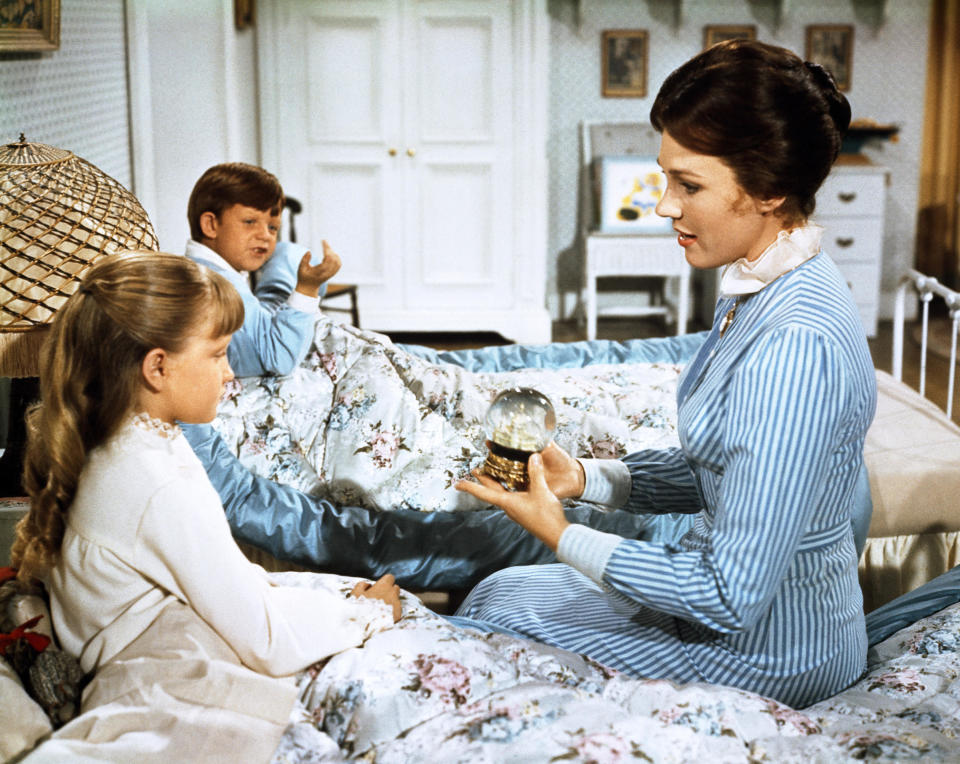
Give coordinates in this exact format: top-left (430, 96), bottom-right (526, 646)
top-left (454, 39), bottom-right (875, 708)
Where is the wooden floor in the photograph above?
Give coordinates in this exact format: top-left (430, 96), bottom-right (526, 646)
top-left (387, 316), bottom-right (960, 425)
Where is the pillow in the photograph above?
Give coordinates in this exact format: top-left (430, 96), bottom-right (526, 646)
top-left (864, 370), bottom-right (960, 538)
top-left (0, 657), bottom-right (53, 761)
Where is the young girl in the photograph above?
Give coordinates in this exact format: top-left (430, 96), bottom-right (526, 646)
top-left (456, 39), bottom-right (874, 709)
top-left (11, 251), bottom-right (400, 759)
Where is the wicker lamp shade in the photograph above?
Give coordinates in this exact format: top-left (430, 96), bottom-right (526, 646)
top-left (0, 135), bottom-right (159, 377)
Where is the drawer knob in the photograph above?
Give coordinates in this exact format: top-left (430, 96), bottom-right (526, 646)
top-left (836, 237), bottom-right (855, 248)
top-left (837, 191), bottom-right (857, 203)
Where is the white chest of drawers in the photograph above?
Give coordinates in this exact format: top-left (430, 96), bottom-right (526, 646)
top-left (815, 159), bottom-right (888, 337)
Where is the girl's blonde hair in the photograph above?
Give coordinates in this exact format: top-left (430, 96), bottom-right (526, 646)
top-left (11, 251), bottom-right (244, 581)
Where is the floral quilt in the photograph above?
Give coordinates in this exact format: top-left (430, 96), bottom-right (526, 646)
top-left (269, 571), bottom-right (960, 762)
top-left (213, 319), bottom-right (682, 512)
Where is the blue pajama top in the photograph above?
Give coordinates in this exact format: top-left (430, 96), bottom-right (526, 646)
top-left (456, 250), bottom-right (876, 707)
top-left (185, 240), bottom-right (320, 377)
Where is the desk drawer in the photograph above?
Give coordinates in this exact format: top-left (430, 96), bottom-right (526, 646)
top-left (816, 172), bottom-right (885, 217)
top-left (820, 217), bottom-right (883, 264)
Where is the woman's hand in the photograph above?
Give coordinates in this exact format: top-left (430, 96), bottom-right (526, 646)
top-left (350, 573), bottom-right (402, 622)
top-left (456, 452), bottom-right (570, 552)
top-left (538, 442), bottom-right (586, 500)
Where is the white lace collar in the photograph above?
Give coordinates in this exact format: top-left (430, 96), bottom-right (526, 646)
top-left (719, 224), bottom-right (823, 298)
top-left (130, 412), bottom-right (181, 440)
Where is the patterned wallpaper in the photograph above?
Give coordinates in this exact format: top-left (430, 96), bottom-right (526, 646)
top-left (546, 0), bottom-right (932, 321)
top-left (0, 0), bottom-right (934, 326)
top-left (0, 0), bottom-right (131, 189)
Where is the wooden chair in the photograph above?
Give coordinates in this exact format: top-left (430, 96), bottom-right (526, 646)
top-left (283, 196), bottom-right (360, 327)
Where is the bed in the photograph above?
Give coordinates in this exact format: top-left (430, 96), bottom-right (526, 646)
top-left (5, 564), bottom-right (960, 762)
top-left (859, 270), bottom-right (960, 611)
top-left (189, 270), bottom-right (960, 608)
top-left (4, 268), bottom-right (960, 761)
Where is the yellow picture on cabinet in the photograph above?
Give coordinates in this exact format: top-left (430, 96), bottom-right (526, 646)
top-left (598, 156), bottom-right (672, 234)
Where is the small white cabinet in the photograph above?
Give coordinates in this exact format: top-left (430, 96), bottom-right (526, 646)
top-left (815, 159), bottom-right (888, 337)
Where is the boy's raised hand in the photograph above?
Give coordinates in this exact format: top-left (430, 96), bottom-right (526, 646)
top-left (295, 240), bottom-right (342, 298)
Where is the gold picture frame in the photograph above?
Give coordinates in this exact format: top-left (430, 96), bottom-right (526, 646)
top-left (0, 0), bottom-right (60, 52)
top-left (805, 24), bottom-right (854, 91)
top-left (703, 24), bottom-right (757, 50)
top-left (602, 29), bottom-right (648, 98)
top-left (234, 0), bottom-right (255, 30)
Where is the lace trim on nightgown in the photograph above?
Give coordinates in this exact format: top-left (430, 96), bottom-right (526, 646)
top-left (130, 412), bottom-right (181, 439)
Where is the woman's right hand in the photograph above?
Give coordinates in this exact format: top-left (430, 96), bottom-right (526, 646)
top-left (538, 442), bottom-right (586, 499)
top-left (351, 574), bottom-right (402, 622)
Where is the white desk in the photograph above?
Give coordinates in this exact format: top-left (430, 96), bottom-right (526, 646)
top-left (582, 229), bottom-right (691, 340)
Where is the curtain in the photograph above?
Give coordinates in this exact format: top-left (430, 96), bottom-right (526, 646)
top-left (916, 0), bottom-right (960, 286)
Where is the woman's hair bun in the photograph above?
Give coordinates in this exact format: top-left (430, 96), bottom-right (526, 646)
top-left (803, 60), bottom-right (851, 134)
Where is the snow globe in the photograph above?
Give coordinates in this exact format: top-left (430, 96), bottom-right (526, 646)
top-left (481, 387), bottom-right (556, 490)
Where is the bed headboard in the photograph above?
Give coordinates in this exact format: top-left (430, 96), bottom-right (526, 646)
top-left (892, 269), bottom-right (960, 418)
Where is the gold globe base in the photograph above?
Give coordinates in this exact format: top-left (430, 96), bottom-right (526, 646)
top-left (482, 449), bottom-right (532, 491)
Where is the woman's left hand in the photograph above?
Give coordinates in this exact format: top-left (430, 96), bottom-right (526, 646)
top-left (456, 452), bottom-right (570, 552)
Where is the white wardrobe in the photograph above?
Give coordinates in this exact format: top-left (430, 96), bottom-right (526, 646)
top-left (258, 0), bottom-right (551, 343)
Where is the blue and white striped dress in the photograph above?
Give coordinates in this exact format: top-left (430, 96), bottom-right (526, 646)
top-left (456, 249), bottom-right (876, 708)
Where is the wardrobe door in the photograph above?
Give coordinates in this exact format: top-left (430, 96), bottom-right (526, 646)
top-left (270, 0), bottom-right (406, 310)
top-left (262, 0), bottom-right (550, 341)
top-left (402, 1), bottom-right (514, 312)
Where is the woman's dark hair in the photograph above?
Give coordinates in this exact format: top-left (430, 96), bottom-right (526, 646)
top-left (650, 39), bottom-right (851, 223)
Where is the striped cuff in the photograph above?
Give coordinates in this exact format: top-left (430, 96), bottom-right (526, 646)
top-left (557, 523), bottom-right (622, 586)
top-left (580, 458), bottom-right (632, 508)
top-left (287, 289), bottom-right (320, 314)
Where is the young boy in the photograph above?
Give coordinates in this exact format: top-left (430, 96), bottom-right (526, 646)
top-left (184, 162), bottom-right (342, 377)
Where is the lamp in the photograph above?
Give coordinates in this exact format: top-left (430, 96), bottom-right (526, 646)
top-left (0, 135), bottom-right (158, 377)
top-left (0, 135), bottom-right (158, 491)
top-left (481, 387), bottom-right (556, 490)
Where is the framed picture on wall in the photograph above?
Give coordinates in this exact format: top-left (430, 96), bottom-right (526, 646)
top-left (601, 30), bottom-right (649, 98)
top-left (703, 24), bottom-right (757, 50)
top-left (234, 0), bottom-right (255, 30)
top-left (805, 25), bottom-right (854, 91)
top-left (0, 0), bottom-right (60, 52)
top-left (598, 156), bottom-right (673, 234)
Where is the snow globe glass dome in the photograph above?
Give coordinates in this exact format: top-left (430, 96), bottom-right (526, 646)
top-left (481, 387), bottom-right (556, 490)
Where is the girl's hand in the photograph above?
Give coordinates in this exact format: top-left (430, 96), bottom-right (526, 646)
top-left (351, 573), bottom-right (402, 622)
top-left (456, 452), bottom-right (570, 552)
